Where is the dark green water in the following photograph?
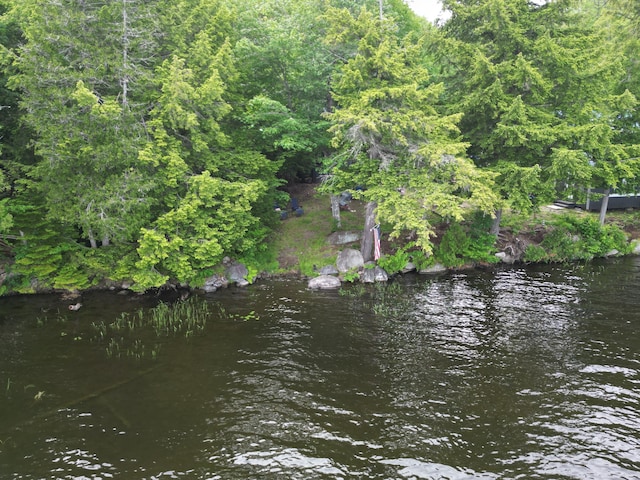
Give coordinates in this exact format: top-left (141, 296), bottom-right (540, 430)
top-left (1, 258), bottom-right (639, 479)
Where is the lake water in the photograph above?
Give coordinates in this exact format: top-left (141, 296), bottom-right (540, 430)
top-left (1, 258), bottom-right (639, 479)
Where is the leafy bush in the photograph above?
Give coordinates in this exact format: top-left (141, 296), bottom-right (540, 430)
top-left (342, 269), bottom-right (360, 282)
top-left (436, 223), bottom-right (468, 267)
top-left (410, 248), bottom-right (434, 270)
top-left (541, 227), bottom-right (581, 261)
top-left (601, 223), bottom-right (632, 255)
top-left (523, 244), bottom-right (548, 263)
top-left (378, 248), bottom-right (409, 274)
top-left (541, 215), bottom-right (630, 262)
top-left (434, 215), bottom-right (498, 268)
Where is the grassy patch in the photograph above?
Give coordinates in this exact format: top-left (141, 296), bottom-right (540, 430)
top-left (267, 186), bottom-right (365, 276)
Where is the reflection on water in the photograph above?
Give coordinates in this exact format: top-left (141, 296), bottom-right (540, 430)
top-left (0, 258), bottom-right (639, 478)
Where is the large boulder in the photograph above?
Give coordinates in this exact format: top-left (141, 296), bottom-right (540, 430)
top-left (226, 263), bottom-right (249, 287)
top-left (326, 231), bottom-right (361, 246)
top-left (374, 266), bottom-right (389, 282)
top-left (336, 248), bottom-right (364, 273)
top-left (308, 275), bottom-right (342, 289)
top-left (633, 241), bottom-right (640, 255)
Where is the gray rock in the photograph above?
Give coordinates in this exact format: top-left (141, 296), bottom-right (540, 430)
top-left (225, 263), bottom-right (249, 286)
top-left (418, 263), bottom-right (447, 274)
top-left (318, 265), bottom-right (339, 276)
top-left (202, 274), bottom-right (228, 293)
top-left (633, 242), bottom-right (640, 255)
top-left (336, 248), bottom-right (364, 273)
top-left (374, 266), bottom-right (389, 282)
top-left (495, 251), bottom-right (516, 264)
top-left (360, 266), bottom-right (376, 283)
top-left (402, 262), bottom-right (416, 273)
top-left (361, 264), bottom-right (389, 283)
top-left (604, 249), bottom-right (619, 257)
top-left (308, 275), bottom-right (342, 289)
top-left (326, 231), bottom-right (361, 245)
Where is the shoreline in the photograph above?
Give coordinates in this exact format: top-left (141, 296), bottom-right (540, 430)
top-left (1, 243), bottom-right (638, 298)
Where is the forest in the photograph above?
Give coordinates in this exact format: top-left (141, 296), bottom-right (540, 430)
top-left (0, 0), bottom-right (639, 294)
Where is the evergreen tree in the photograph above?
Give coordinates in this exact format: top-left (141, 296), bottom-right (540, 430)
top-left (324, 6), bottom-right (499, 257)
top-left (438, 0), bottom-right (639, 226)
top-left (7, 0), bottom-right (161, 247)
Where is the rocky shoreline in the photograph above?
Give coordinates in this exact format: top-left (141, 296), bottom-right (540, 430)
top-left (2, 230), bottom-right (640, 298)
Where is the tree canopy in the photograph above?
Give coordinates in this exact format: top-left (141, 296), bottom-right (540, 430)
top-left (0, 0), bottom-right (638, 291)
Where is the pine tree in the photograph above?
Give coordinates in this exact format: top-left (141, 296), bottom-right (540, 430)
top-left (439, 0), bottom-right (639, 226)
top-left (324, 6), bottom-right (499, 257)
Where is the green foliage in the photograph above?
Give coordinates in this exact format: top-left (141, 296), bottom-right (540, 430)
top-left (540, 227), bottom-right (583, 262)
top-left (238, 242), bottom-right (279, 278)
top-left (523, 244), bottom-right (547, 263)
top-left (230, 0), bottom-right (332, 159)
top-left (554, 215), bottom-right (630, 257)
top-left (8, 0), bottom-right (161, 247)
top-left (0, 198), bottom-right (13, 234)
top-left (343, 269), bottom-right (360, 283)
top-left (338, 283), bottom-right (366, 297)
top-left (435, 217), bottom-right (498, 268)
top-left (133, 171), bottom-right (271, 290)
top-left (1, 0), bottom-right (639, 294)
top-left (439, 0), bottom-right (640, 228)
top-left (324, 6), bottom-right (500, 255)
top-left (537, 215), bottom-right (631, 263)
top-left (91, 297), bottom-right (211, 360)
top-left (409, 248), bottom-right (434, 271)
top-left (435, 223), bottom-right (468, 268)
top-left (239, 95), bottom-right (323, 182)
top-left (377, 247), bottom-right (409, 274)
top-left (51, 263), bottom-right (92, 291)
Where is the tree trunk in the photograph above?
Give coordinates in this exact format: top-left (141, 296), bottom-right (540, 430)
top-left (598, 188), bottom-right (610, 226)
top-left (330, 195), bottom-right (341, 228)
top-left (88, 229), bottom-right (98, 249)
top-left (121, 0), bottom-right (129, 106)
top-left (490, 208), bottom-right (503, 236)
top-left (361, 201), bottom-right (377, 262)
top-left (101, 234), bottom-right (110, 247)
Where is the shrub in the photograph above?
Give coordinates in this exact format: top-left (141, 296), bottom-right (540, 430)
top-left (523, 244), bottom-right (548, 263)
top-left (378, 248), bottom-right (409, 274)
top-left (541, 215), bottom-right (630, 262)
top-left (436, 223), bottom-right (468, 267)
top-left (541, 227), bottom-right (581, 262)
top-left (435, 216), bottom-right (498, 268)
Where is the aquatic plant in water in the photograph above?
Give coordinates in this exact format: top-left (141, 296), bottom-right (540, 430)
top-left (91, 296), bottom-right (213, 360)
top-left (150, 297), bottom-right (209, 337)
